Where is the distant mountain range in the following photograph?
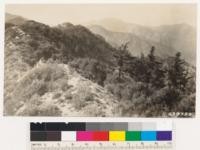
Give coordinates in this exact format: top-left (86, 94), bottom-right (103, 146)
top-left (6, 13), bottom-right (196, 65)
top-left (88, 18), bottom-right (196, 65)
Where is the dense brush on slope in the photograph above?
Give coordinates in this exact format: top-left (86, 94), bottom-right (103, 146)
top-left (7, 61), bottom-right (119, 116)
top-left (4, 19), bottom-right (119, 116)
top-left (4, 25), bottom-right (31, 114)
top-left (17, 20), bottom-right (116, 66)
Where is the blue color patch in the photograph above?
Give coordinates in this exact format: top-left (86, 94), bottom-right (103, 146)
top-left (141, 131), bottom-right (156, 141)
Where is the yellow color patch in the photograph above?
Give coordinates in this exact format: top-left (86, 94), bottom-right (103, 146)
top-left (109, 131), bottom-right (125, 141)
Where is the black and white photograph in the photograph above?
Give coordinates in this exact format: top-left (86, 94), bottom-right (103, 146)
top-left (4, 4), bottom-right (196, 117)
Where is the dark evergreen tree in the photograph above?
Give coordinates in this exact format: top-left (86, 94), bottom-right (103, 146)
top-left (114, 42), bottom-right (130, 80)
top-left (168, 52), bottom-right (190, 91)
top-left (148, 46), bottom-right (156, 63)
top-left (147, 46), bottom-right (165, 88)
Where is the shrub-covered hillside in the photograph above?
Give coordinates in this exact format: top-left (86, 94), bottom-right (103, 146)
top-left (6, 61), bottom-right (119, 116)
top-left (4, 14), bottom-right (195, 117)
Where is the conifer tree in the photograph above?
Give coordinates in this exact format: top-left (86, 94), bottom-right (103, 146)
top-left (115, 42), bottom-right (129, 80)
top-left (147, 46), bottom-right (165, 88)
top-left (168, 52), bottom-right (189, 91)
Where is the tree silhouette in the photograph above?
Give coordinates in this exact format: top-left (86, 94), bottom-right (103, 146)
top-left (168, 52), bottom-right (190, 91)
top-left (115, 42), bottom-right (130, 80)
top-left (148, 46), bottom-right (156, 62)
top-left (148, 46), bottom-right (165, 88)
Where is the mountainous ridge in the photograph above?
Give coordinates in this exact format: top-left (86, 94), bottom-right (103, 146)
top-left (88, 19), bottom-right (196, 65)
top-left (4, 13), bottom-right (120, 116)
top-left (4, 13), bottom-right (196, 117)
top-left (5, 17), bottom-right (117, 66)
top-left (89, 25), bottom-right (178, 58)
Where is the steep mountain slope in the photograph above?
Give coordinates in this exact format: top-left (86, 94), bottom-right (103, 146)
top-left (89, 25), bottom-right (177, 58)
top-left (4, 14), bottom-right (196, 117)
top-left (4, 15), bottom-right (119, 116)
top-left (88, 19), bottom-right (196, 65)
top-left (13, 62), bottom-right (119, 116)
top-left (7, 20), bottom-right (116, 66)
top-left (4, 24), bottom-right (32, 114)
top-left (154, 24), bottom-right (196, 65)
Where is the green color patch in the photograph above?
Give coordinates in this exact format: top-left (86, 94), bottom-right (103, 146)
top-left (126, 131), bottom-right (141, 141)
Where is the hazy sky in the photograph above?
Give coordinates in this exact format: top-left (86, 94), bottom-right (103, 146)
top-left (6, 4), bottom-right (197, 27)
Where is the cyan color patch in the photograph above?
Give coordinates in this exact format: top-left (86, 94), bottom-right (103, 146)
top-left (141, 131), bottom-right (156, 141)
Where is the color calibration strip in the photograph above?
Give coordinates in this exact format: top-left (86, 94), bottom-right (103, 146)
top-left (30, 122), bottom-right (172, 142)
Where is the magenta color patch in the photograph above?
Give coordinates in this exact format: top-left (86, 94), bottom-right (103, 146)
top-left (76, 131), bottom-right (93, 141)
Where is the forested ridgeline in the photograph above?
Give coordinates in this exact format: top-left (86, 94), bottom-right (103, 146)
top-left (4, 18), bottom-right (195, 117)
